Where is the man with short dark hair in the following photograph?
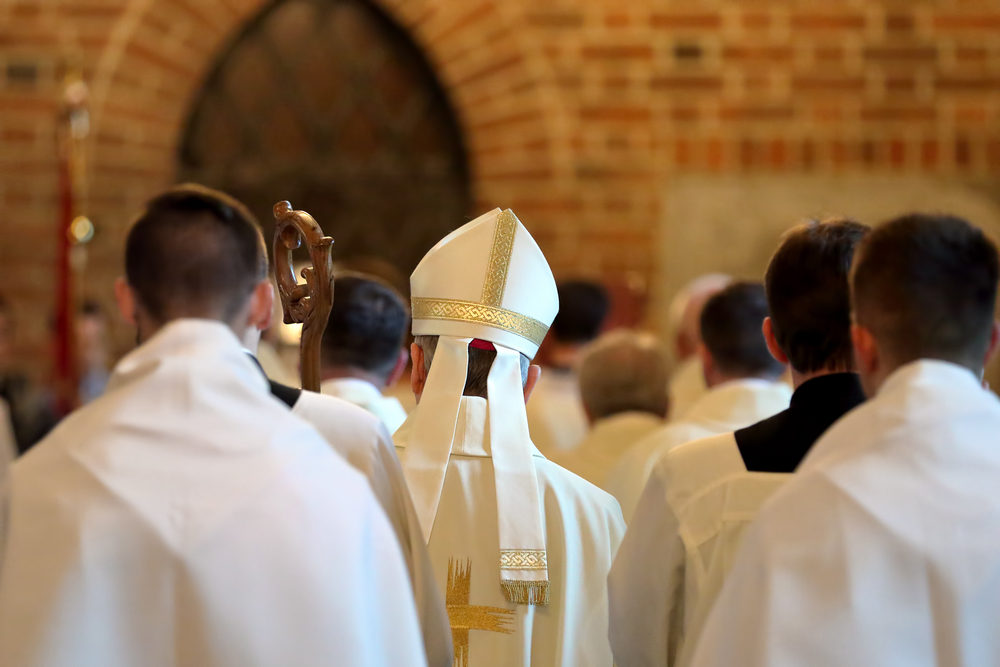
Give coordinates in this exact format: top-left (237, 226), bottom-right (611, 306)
top-left (0, 185), bottom-right (429, 666)
top-left (320, 273), bottom-right (410, 433)
top-left (606, 282), bottom-right (791, 521)
top-left (608, 218), bottom-right (869, 666)
top-left (526, 279), bottom-right (610, 456)
top-left (688, 213), bottom-right (1000, 667)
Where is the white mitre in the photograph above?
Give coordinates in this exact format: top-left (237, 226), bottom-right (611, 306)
top-left (404, 207), bottom-right (558, 605)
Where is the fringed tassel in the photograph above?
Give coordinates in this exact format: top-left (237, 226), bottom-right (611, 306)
top-left (500, 578), bottom-right (550, 606)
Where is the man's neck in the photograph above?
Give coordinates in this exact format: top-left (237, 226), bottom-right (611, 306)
top-left (706, 371), bottom-right (782, 389)
top-left (789, 366), bottom-right (856, 390)
top-left (320, 367), bottom-right (386, 390)
top-left (547, 343), bottom-right (583, 371)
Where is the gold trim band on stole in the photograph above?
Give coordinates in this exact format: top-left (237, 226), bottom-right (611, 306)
top-left (481, 209), bottom-right (517, 307)
top-left (412, 297), bottom-right (549, 347)
top-left (499, 549), bottom-right (548, 571)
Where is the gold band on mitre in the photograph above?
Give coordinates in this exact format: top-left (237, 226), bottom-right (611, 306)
top-left (412, 297), bottom-right (549, 348)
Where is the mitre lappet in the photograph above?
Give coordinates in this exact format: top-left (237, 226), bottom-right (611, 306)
top-left (402, 207), bottom-right (558, 605)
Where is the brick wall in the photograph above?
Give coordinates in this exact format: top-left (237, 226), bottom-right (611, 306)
top-left (2, 0), bottom-right (1000, 371)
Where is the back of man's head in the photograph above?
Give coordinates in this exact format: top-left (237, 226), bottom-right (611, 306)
top-left (851, 213), bottom-right (999, 375)
top-left (322, 274), bottom-right (408, 384)
top-left (579, 330), bottom-right (669, 422)
top-left (766, 218), bottom-right (870, 374)
top-left (550, 280), bottom-right (610, 345)
top-left (700, 282), bottom-right (784, 381)
top-left (414, 335), bottom-right (529, 399)
top-left (125, 184), bottom-right (267, 325)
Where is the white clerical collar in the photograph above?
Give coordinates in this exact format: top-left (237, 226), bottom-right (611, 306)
top-left (460, 396), bottom-right (546, 459)
top-left (321, 377), bottom-right (384, 403)
top-left (108, 319), bottom-right (268, 396)
top-left (686, 378), bottom-right (790, 426)
top-left (877, 358), bottom-right (983, 399)
top-left (399, 396), bottom-right (546, 461)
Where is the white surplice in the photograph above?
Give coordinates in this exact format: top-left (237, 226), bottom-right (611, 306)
top-left (553, 412), bottom-right (663, 490)
top-left (292, 390), bottom-right (451, 667)
top-left (396, 397), bottom-right (626, 666)
top-left (667, 356), bottom-right (705, 420)
top-left (0, 320), bottom-right (427, 667)
top-left (688, 360), bottom-right (1000, 667)
top-left (525, 369), bottom-right (588, 457)
top-left (606, 379), bottom-right (791, 521)
top-left (608, 431), bottom-right (787, 666)
top-left (320, 377), bottom-right (409, 434)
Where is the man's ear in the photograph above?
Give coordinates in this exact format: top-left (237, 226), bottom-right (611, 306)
top-left (980, 319), bottom-right (1000, 371)
top-left (762, 317), bottom-right (789, 365)
top-left (246, 280), bottom-right (274, 332)
top-left (410, 343), bottom-right (427, 402)
top-left (697, 341), bottom-right (715, 385)
top-left (386, 347), bottom-right (410, 387)
top-left (114, 277), bottom-right (136, 326)
top-left (523, 364), bottom-right (541, 404)
top-left (851, 323), bottom-right (878, 377)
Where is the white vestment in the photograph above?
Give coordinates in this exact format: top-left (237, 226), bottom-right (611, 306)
top-left (525, 369), bottom-right (588, 456)
top-left (667, 356), bottom-right (705, 420)
top-left (320, 376), bottom-right (409, 434)
top-left (0, 320), bottom-right (427, 667)
top-left (553, 411), bottom-right (663, 490)
top-left (689, 360), bottom-right (1000, 667)
top-left (606, 379), bottom-right (791, 521)
top-left (292, 390), bottom-right (451, 667)
top-left (608, 432), bottom-right (787, 666)
top-left (396, 397), bottom-right (626, 666)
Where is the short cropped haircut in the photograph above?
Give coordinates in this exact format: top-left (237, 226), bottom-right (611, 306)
top-left (415, 335), bottom-right (528, 399)
top-left (700, 282), bottom-right (784, 379)
top-left (579, 330), bottom-right (669, 421)
top-left (765, 218), bottom-right (870, 373)
top-left (125, 184), bottom-right (267, 323)
top-left (321, 274), bottom-right (408, 381)
top-left (550, 280), bottom-right (610, 344)
top-left (851, 213), bottom-right (999, 369)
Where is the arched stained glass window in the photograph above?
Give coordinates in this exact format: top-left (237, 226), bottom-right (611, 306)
top-left (178, 0), bottom-right (471, 284)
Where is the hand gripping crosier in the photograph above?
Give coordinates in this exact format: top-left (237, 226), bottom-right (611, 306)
top-left (272, 201), bottom-right (334, 392)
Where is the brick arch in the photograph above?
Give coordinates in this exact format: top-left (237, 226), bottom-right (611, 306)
top-left (86, 0), bottom-right (565, 268)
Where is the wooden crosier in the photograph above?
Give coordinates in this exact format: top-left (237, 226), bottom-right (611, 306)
top-left (272, 201), bottom-right (334, 392)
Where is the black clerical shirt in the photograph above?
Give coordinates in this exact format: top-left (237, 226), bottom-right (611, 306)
top-left (735, 372), bottom-right (866, 473)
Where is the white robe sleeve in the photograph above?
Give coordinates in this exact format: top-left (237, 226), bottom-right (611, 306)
top-left (608, 466), bottom-right (688, 666)
top-left (367, 423), bottom-right (453, 667)
top-left (292, 394), bottom-right (452, 666)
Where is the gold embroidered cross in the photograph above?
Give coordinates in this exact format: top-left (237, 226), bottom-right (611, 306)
top-left (446, 558), bottom-right (515, 667)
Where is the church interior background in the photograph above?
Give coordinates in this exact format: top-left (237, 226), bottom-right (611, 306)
top-left (3, 0), bottom-right (1000, 395)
